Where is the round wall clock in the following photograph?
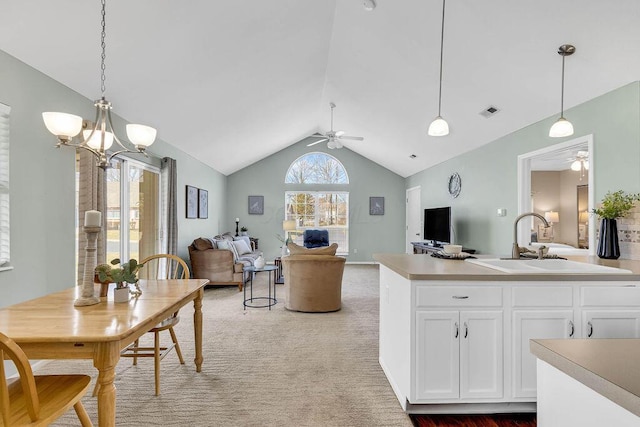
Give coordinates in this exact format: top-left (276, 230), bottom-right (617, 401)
top-left (448, 173), bottom-right (461, 198)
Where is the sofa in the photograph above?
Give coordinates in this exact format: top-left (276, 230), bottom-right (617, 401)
top-left (281, 242), bottom-right (345, 312)
top-left (188, 233), bottom-right (261, 291)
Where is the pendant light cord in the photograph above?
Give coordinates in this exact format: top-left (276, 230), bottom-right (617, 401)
top-left (437, 0), bottom-right (446, 116)
top-left (100, 0), bottom-right (107, 97)
top-left (559, 53), bottom-right (565, 119)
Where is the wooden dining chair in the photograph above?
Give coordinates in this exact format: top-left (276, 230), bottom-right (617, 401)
top-left (0, 332), bottom-right (93, 426)
top-left (120, 254), bottom-right (190, 396)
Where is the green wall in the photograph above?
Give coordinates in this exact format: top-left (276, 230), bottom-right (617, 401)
top-left (0, 49), bottom-right (226, 308)
top-left (406, 82), bottom-right (640, 256)
top-left (226, 139), bottom-right (406, 262)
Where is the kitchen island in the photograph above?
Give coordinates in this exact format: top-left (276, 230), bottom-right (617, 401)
top-left (373, 253), bottom-right (640, 414)
top-left (531, 339), bottom-right (640, 426)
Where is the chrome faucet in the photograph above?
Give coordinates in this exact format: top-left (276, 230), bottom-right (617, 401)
top-left (512, 212), bottom-right (549, 259)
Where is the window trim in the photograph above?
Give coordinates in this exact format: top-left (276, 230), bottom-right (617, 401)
top-left (0, 102), bottom-right (11, 270)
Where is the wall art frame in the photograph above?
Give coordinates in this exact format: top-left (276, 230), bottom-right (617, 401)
top-left (369, 196), bottom-right (385, 215)
top-left (248, 195), bottom-right (264, 215)
top-left (186, 185), bottom-right (198, 219)
top-left (198, 188), bottom-right (208, 219)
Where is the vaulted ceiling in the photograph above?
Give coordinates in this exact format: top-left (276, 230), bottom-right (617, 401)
top-left (1, 1), bottom-right (639, 177)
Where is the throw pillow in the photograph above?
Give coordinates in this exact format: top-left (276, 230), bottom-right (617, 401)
top-left (233, 235), bottom-right (253, 250)
top-left (216, 239), bottom-right (231, 250)
top-left (193, 238), bottom-right (214, 251)
top-left (287, 242), bottom-right (338, 256)
top-left (232, 239), bottom-right (252, 256)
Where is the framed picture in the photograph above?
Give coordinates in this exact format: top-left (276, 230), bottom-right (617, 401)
top-left (198, 188), bottom-right (208, 219)
top-left (248, 195), bottom-right (264, 215)
top-left (186, 185), bottom-right (198, 219)
top-left (369, 196), bottom-right (384, 215)
top-left (538, 224), bottom-right (552, 242)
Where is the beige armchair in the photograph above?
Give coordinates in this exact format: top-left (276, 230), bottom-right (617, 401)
top-left (282, 251), bottom-right (346, 312)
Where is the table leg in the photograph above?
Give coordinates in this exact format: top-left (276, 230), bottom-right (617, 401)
top-left (94, 341), bottom-right (120, 427)
top-left (268, 271), bottom-right (272, 311)
top-left (194, 288), bottom-right (204, 372)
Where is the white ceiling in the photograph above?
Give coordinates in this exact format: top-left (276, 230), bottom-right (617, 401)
top-left (1, 0), bottom-right (639, 177)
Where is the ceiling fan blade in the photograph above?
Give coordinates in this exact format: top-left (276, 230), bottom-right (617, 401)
top-left (307, 138), bottom-right (327, 147)
top-left (338, 135), bottom-right (364, 141)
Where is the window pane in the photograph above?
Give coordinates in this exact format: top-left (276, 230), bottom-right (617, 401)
top-left (285, 153), bottom-right (349, 184)
top-left (106, 164), bottom-right (121, 263)
top-left (128, 164), bottom-right (159, 262)
top-left (285, 191), bottom-right (349, 254)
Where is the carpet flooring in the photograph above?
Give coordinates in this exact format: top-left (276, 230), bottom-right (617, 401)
top-left (40, 264), bottom-right (413, 426)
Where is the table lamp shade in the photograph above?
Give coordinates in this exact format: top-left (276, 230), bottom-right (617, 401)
top-left (283, 220), bottom-right (297, 231)
top-left (545, 211), bottom-right (560, 224)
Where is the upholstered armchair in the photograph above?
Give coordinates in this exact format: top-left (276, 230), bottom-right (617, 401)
top-left (282, 242), bottom-right (345, 312)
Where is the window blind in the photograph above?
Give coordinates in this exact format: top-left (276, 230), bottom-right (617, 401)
top-left (0, 102), bottom-right (10, 266)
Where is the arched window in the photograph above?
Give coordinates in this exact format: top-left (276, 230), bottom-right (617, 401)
top-left (285, 152), bottom-right (349, 184)
top-left (284, 153), bottom-right (349, 254)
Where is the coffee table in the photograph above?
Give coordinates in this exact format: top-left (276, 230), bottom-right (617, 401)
top-left (243, 265), bottom-right (278, 310)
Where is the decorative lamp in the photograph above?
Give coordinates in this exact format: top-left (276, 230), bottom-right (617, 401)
top-left (549, 44), bottom-right (576, 138)
top-left (579, 210), bottom-right (589, 224)
top-left (42, 0), bottom-right (156, 169)
top-left (544, 211), bottom-right (560, 225)
top-left (428, 0), bottom-right (450, 137)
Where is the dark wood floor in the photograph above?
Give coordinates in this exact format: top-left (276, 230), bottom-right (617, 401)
top-left (410, 413), bottom-right (536, 427)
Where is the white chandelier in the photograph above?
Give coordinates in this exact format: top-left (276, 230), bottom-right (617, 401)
top-left (549, 44), bottom-right (576, 138)
top-left (42, 0), bottom-right (156, 169)
top-left (428, 0), bottom-right (450, 137)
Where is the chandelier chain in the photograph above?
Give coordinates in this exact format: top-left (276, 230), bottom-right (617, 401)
top-left (559, 54), bottom-right (565, 118)
top-left (100, 0), bottom-right (107, 96)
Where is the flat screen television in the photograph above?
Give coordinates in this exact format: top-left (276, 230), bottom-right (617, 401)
top-left (424, 206), bottom-right (451, 246)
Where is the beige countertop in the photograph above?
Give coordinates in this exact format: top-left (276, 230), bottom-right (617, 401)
top-left (372, 253), bottom-right (640, 281)
top-left (530, 339), bottom-right (640, 418)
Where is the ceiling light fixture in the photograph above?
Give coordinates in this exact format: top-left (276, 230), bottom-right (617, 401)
top-left (42, 0), bottom-right (156, 169)
top-left (549, 44), bottom-right (576, 138)
top-left (363, 0), bottom-right (377, 11)
top-left (428, 0), bottom-right (449, 137)
top-left (570, 150), bottom-right (589, 180)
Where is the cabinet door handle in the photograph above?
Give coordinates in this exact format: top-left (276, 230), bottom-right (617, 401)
top-left (464, 322), bottom-right (468, 338)
top-left (454, 322), bottom-right (459, 338)
top-left (569, 320), bottom-right (574, 337)
top-left (587, 321), bottom-right (593, 338)
top-left (452, 296), bottom-right (469, 299)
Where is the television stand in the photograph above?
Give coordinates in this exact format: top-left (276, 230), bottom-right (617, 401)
top-left (411, 242), bottom-right (476, 255)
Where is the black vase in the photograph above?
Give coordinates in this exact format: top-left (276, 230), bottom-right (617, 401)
top-left (597, 218), bottom-right (620, 259)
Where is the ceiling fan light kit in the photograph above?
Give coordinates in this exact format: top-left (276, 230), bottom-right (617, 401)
top-left (549, 44), bottom-right (576, 138)
top-left (306, 102), bottom-right (364, 149)
top-left (428, 0), bottom-right (449, 137)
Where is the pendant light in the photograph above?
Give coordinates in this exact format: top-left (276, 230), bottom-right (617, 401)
top-left (428, 0), bottom-right (449, 137)
top-left (549, 44), bottom-right (576, 138)
top-left (42, 0), bottom-right (156, 169)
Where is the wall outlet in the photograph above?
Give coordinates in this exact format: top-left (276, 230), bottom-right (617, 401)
top-left (353, 248), bottom-right (358, 254)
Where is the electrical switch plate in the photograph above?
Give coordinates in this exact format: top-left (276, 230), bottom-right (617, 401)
top-left (497, 208), bottom-right (507, 217)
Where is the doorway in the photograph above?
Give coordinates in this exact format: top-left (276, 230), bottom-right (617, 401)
top-left (517, 135), bottom-right (594, 255)
top-left (406, 186), bottom-right (421, 253)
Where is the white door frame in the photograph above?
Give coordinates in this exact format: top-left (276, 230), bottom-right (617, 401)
top-left (516, 134), bottom-right (595, 254)
top-left (406, 186), bottom-right (421, 253)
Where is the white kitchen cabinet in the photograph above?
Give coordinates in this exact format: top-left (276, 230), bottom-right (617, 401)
top-left (582, 310), bottom-right (640, 338)
top-left (512, 310), bottom-right (574, 398)
top-left (415, 310), bottom-right (502, 401)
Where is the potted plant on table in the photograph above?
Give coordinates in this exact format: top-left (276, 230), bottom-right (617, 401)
top-left (592, 190), bottom-right (640, 259)
top-left (240, 226), bottom-right (248, 236)
top-left (95, 258), bottom-right (144, 301)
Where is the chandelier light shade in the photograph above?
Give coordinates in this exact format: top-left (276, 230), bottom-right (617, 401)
top-left (428, 0), bottom-right (449, 137)
top-left (42, 0), bottom-right (156, 169)
top-left (549, 44), bottom-right (576, 138)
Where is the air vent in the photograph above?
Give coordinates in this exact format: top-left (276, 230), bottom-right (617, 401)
top-left (409, 154), bottom-right (417, 159)
top-left (479, 106), bottom-right (500, 118)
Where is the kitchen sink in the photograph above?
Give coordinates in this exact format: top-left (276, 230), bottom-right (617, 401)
top-left (464, 258), bottom-right (633, 274)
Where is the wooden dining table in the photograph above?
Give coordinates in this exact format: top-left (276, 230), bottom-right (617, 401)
top-left (0, 278), bottom-right (208, 426)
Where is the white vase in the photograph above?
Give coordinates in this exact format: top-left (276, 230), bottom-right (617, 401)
top-left (254, 254), bottom-right (265, 269)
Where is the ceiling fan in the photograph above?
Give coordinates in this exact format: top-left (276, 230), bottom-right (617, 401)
top-left (307, 102), bottom-right (364, 149)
